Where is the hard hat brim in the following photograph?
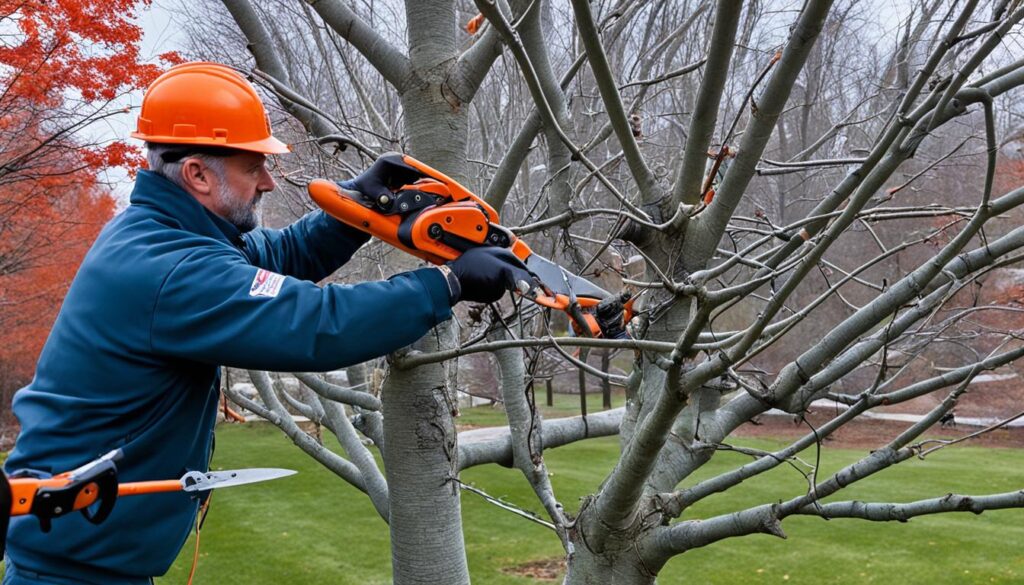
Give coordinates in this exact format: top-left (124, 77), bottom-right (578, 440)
top-left (130, 133), bottom-right (291, 155)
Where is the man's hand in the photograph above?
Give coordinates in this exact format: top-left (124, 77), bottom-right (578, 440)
top-left (341, 153), bottom-right (425, 203)
top-left (328, 178), bottom-right (373, 245)
top-left (336, 153), bottom-right (427, 245)
top-left (448, 247), bottom-right (541, 304)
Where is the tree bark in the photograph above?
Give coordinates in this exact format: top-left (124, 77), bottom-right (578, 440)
top-left (382, 322), bottom-right (469, 585)
top-left (601, 350), bottom-right (612, 410)
top-left (563, 533), bottom-right (660, 585)
top-left (402, 0), bottom-right (469, 181)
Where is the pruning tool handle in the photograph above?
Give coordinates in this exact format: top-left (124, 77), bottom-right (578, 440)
top-left (309, 153), bottom-right (635, 337)
top-left (398, 154), bottom-right (489, 207)
top-left (117, 480), bottom-right (185, 496)
top-left (310, 178), bottom-right (561, 299)
top-left (8, 449), bottom-right (122, 532)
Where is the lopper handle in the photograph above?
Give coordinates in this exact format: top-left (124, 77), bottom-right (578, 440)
top-left (117, 480), bottom-right (184, 496)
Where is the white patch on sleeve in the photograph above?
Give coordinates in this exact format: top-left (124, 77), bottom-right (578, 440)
top-left (249, 268), bottom-right (285, 298)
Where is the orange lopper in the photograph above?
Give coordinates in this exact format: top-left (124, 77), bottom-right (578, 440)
top-left (308, 153), bottom-right (634, 338)
top-left (5, 449), bottom-right (295, 533)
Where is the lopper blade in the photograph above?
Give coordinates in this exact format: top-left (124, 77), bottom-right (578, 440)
top-left (524, 253), bottom-right (611, 301)
top-left (180, 468), bottom-right (297, 493)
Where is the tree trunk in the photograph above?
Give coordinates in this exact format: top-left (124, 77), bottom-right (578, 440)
top-left (372, 5), bottom-right (477, 583)
top-left (382, 322), bottom-right (469, 585)
top-left (563, 533), bottom-right (658, 585)
top-left (402, 0), bottom-right (469, 182)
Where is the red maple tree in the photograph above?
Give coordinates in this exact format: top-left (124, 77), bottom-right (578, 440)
top-left (0, 0), bottom-right (180, 439)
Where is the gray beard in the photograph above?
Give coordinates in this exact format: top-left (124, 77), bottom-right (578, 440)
top-left (216, 184), bottom-right (262, 233)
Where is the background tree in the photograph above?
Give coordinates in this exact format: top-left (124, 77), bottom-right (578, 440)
top-left (0, 0), bottom-right (180, 444)
top-left (168, 0), bottom-right (1024, 582)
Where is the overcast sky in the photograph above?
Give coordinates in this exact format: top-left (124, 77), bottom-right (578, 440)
top-left (93, 0), bottom-right (187, 199)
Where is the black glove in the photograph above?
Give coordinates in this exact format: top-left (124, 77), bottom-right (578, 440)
top-left (328, 178), bottom-right (373, 246)
top-left (448, 247), bottom-right (541, 304)
top-left (342, 152), bottom-right (426, 203)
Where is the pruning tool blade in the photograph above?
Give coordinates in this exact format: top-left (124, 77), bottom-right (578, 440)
top-left (180, 468), bottom-right (297, 493)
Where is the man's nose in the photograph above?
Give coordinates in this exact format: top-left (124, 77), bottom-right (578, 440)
top-left (258, 165), bottom-right (277, 193)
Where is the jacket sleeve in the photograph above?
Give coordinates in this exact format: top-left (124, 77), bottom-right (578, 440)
top-left (149, 246), bottom-right (452, 372)
top-left (240, 210), bottom-right (371, 282)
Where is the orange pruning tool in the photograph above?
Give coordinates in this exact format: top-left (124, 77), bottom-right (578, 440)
top-left (5, 449), bottom-right (295, 534)
top-left (308, 153), bottom-right (633, 338)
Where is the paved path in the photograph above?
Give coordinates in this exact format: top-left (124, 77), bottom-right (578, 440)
top-left (764, 399), bottom-right (1024, 428)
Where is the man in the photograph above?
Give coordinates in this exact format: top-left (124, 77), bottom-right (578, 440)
top-left (2, 62), bottom-right (534, 584)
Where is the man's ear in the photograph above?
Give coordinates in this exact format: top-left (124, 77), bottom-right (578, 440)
top-left (181, 158), bottom-right (214, 196)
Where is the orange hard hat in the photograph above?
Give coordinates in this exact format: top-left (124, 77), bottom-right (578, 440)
top-left (131, 62), bottom-right (289, 155)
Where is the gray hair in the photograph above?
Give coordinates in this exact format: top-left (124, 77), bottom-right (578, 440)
top-left (145, 143), bottom-right (227, 191)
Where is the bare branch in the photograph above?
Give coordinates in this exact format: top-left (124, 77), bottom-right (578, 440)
top-left (245, 370), bottom-right (367, 491)
top-left (449, 26), bottom-right (506, 104)
top-left (691, 0), bottom-right (835, 259)
top-left (222, 0), bottom-right (337, 137)
top-left (671, 0), bottom-right (743, 207)
top-left (459, 408), bottom-right (623, 470)
top-left (295, 371), bottom-right (382, 410)
top-left (618, 58), bottom-right (705, 90)
top-left (794, 491), bottom-right (1024, 521)
top-left (570, 0), bottom-right (658, 202)
top-left (492, 329), bottom-right (569, 532)
top-left (473, 0), bottom-right (651, 220)
top-left (318, 398), bottom-right (390, 519)
top-left (305, 0), bottom-right (412, 90)
top-left (395, 336), bottom-right (674, 369)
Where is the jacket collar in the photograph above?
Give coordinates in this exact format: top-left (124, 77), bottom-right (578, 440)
top-left (130, 170), bottom-right (243, 246)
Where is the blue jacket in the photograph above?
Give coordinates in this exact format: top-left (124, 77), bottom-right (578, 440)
top-left (3, 170), bottom-right (453, 583)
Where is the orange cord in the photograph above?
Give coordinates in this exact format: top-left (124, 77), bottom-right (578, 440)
top-left (186, 493), bottom-right (213, 585)
top-left (222, 394), bottom-right (245, 423)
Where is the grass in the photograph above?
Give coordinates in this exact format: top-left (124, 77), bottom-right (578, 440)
top-left (4, 416), bottom-right (1024, 584)
top-left (458, 388), bottom-right (628, 428)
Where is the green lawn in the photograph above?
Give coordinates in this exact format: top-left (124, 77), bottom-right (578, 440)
top-left (458, 388), bottom-right (628, 427)
top-left (4, 417), bottom-right (1024, 584)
